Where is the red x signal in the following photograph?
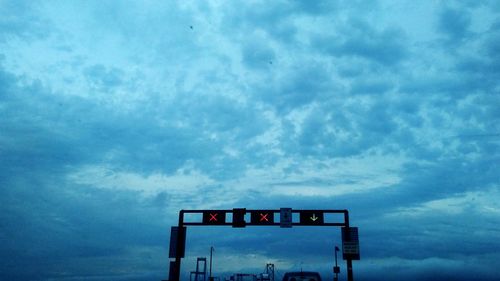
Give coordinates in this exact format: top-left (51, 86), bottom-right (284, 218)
top-left (203, 211), bottom-right (226, 224)
top-left (259, 213), bottom-right (269, 222)
top-left (251, 211), bottom-right (274, 224)
top-left (209, 213), bottom-right (218, 222)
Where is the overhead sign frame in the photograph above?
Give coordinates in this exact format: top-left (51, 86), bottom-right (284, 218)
top-left (185, 209), bottom-right (346, 227)
top-left (168, 208), bottom-right (358, 281)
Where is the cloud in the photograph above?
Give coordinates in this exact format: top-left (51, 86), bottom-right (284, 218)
top-left (254, 63), bottom-right (337, 113)
top-left (350, 79), bottom-right (393, 95)
top-left (242, 37), bottom-right (276, 69)
top-left (0, 172), bottom-right (170, 280)
top-left (437, 6), bottom-right (471, 42)
top-left (314, 20), bottom-right (409, 66)
top-left (1, 1), bottom-right (500, 280)
top-left (221, 1), bottom-right (297, 44)
top-left (84, 64), bottom-right (124, 92)
top-left (289, 0), bottom-right (336, 15)
top-left (0, 1), bottom-right (50, 42)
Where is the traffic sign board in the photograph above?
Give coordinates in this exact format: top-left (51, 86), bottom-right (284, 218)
top-left (280, 208), bottom-right (292, 228)
top-left (203, 211), bottom-right (227, 225)
top-left (300, 211), bottom-right (324, 225)
top-left (250, 210), bottom-right (274, 225)
top-left (342, 227), bottom-right (360, 260)
top-left (342, 227), bottom-right (359, 241)
top-left (343, 242), bottom-right (359, 254)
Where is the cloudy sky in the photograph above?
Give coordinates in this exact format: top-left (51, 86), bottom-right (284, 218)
top-left (1, 1), bottom-right (499, 280)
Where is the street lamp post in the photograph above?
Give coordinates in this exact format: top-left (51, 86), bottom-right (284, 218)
top-left (333, 246), bottom-right (340, 281)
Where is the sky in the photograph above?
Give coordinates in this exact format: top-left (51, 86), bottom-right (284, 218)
top-left (1, 0), bottom-right (499, 280)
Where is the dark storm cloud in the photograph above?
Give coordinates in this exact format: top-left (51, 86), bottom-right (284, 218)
top-left (315, 20), bottom-right (409, 66)
top-left (0, 1), bottom-right (50, 42)
top-left (222, 0), bottom-right (337, 45)
top-left (438, 6), bottom-right (471, 42)
top-left (255, 63), bottom-right (336, 112)
top-left (0, 180), bottom-right (169, 280)
top-left (178, 92), bottom-right (268, 138)
top-left (349, 79), bottom-right (393, 95)
top-left (1, 55), bottom-right (273, 177)
top-left (0, 66), bottom-right (172, 280)
top-left (289, 0), bottom-right (335, 15)
top-left (242, 40), bottom-right (276, 69)
top-left (341, 156), bottom-right (500, 216)
top-left (0, 77), bottom-right (90, 174)
top-left (453, 22), bottom-right (500, 92)
top-left (0, 66), bottom-right (179, 174)
top-left (84, 64), bottom-right (124, 91)
top-left (278, 97), bottom-right (417, 159)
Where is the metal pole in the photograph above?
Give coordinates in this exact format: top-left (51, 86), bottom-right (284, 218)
top-left (209, 246), bottom-right (214, 280)
top-left (335, 247), bottom-right (338, 267)
top-left (344, 210), bottom-right (353, 281)
top-left (334, 247), bottom-right (338, 281)
top-left (347, 260), bottom-right (353, 281)
top-left (174, 210), bottom-right (185, 281)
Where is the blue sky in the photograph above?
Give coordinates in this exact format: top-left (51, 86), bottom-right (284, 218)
top-left (1, 1), bottom-right (499, 280)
